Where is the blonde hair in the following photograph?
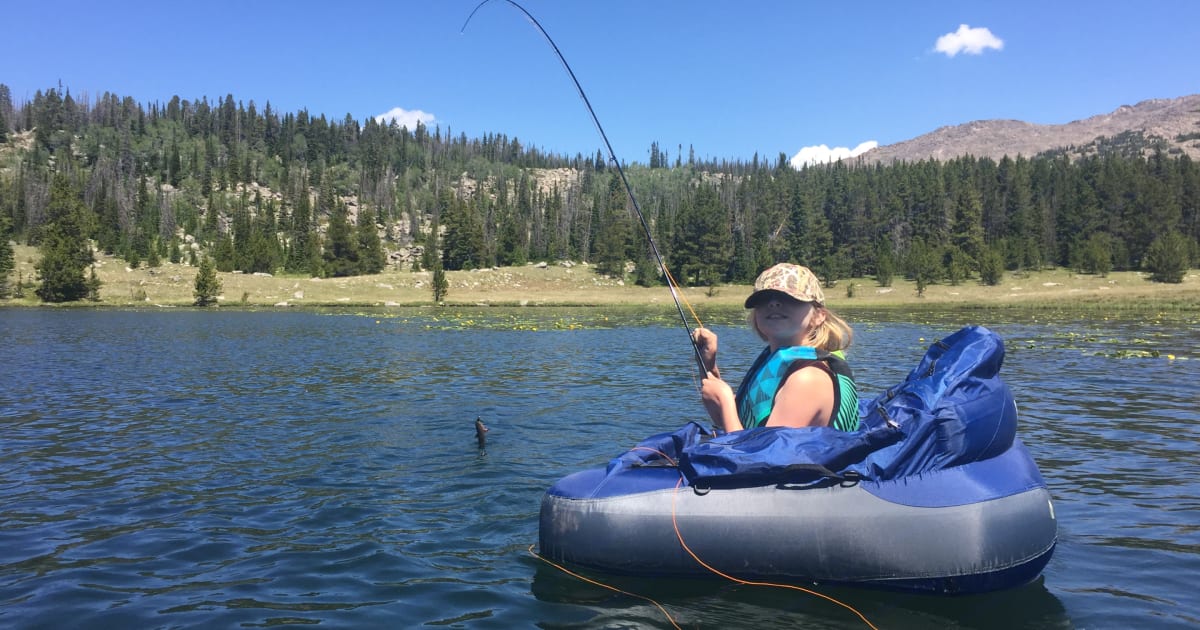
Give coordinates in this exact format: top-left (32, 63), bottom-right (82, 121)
top-left (749, 304), bottom-right (853, 352)
top-left (809, 306), bottom-right (853, 352)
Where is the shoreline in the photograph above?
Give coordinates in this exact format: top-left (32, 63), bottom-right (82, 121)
top-left (4, 246), bottom-right (1199, 311)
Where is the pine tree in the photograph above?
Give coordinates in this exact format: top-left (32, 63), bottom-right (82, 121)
top-left (0, 215), bottom-right (14, 297)
top-left (978, 246), bottom-right (1005, 286)
top-left (440, 191), bottom-right (485, 270)
top-left (239, 195), bottom-right (281, 274)
top-left (592, 173), bottom-right (634, 278)
top-left (420, 220), bottom-right (439, 272)
top-left (322, 199), bottom-right (359, 277)
top-left (1143, 230), bottom-right (1189, 283)
top-left (356, 207), bottom-right (386, 274)
top-left (497, 205), bottom-right (529, 267)
top-left (431, 261), bottom-right (448, 303)
top-left (94, 181), bottom-right (120, 254)
top-left (905, 240), bottom-right (941, 297)
top-left (286, 189), bottom-right (315, 274)
top-left (1075, 232), bottom-right (1114, 276)
top-left (134, 172), bottom-right (159, 262)
top-left (36, 174), bottom-right (95, 302)
top-left (193, 255), bottom-right (222, 306)
top-left (874, 239), bottom-right (896, 287)
top-left (231, 196), bottom-right (254, 270)
top-left (544, 186), bottom-right (566, 260)
top-left (146, 238), bottom-right (161, 267)
top-left (213, 233), bottom-right (236, 272)
top-left (633, 238), bottom-right (660, 287)
top-left (168, 139), bottom-right (182, 187)
top-left (669, 183), bottom-right (730, 285)
top-left (942, 244), bottom-right (972, 285)
top-left (502, 175), bottom-right (531, 265)
top-left (789, 182), bottom-right (833, 275)
top-left (953, 185), bottom-right (986, 267)
top-left (86, 266), bottom-right (102, 301)
top-left (818, 248), bottom-right (853, 288)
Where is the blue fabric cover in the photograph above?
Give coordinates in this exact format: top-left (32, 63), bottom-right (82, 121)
top-left (609, 325), bottom-right (1017, 486)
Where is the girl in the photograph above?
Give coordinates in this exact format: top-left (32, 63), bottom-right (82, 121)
top-left (694, 263), bottom-right (859, 433)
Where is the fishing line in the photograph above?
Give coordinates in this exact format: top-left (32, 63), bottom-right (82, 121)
top-left (527, 544), bottom-right (683, 629)
top-left (668, 475), bottom-right (880, 630)
top-left (462, 0), bottom-right (709, 378)
top-left (462, 8), bottom-right (874, 626)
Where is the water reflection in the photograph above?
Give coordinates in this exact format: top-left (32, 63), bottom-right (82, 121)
top-left (531, 563), bottom-right (1071, 629)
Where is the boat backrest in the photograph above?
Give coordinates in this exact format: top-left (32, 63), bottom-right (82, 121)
top-left (850, 325), bottom-right (1017, 479)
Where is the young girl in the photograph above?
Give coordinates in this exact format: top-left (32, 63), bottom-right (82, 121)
top-left (694, 263), bottom-right (859, 433)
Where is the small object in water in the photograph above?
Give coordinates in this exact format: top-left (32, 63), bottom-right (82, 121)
top-left (475, 417), bottom-right (489, 447)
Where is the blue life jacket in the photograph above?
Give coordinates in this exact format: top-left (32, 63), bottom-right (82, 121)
top-left (734, 346), bottom-right (860, 432)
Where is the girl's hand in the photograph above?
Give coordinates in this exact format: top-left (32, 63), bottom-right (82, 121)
top-left (693, 328), bottom-right (718, 374)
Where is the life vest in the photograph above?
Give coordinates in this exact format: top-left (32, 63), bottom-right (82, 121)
top-left (734, 346), bottom-right (860, 432)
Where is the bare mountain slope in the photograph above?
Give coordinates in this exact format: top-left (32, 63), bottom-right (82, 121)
top-left (860, 94), bottom-right (1200, 163)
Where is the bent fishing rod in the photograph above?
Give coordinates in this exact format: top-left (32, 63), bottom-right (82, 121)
top-left (462, 0), bottom-right (710, 379)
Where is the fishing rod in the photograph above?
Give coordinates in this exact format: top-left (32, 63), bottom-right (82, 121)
top-left (462, 0), bottom-right (710, 379)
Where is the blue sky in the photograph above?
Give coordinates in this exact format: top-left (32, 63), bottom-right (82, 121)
top-left (4, 1), bottom-right (1198, 167)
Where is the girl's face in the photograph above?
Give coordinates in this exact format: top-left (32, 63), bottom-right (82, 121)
top-left (753, 295), bottom-right (825, 348)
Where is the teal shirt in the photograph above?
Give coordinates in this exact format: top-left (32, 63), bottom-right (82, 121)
top-left (734, 346), bottom-right (860, 432)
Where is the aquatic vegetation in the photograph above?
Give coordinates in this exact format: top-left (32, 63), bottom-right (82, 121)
top-left (1015, 327), bottom-right (1192, 361)
top-left (328, 305), bottom-right (1196, 363)
top-left (1096, 348), bottom-right (1164, 359)
top-left (333, 305), bottom-right (696, 331)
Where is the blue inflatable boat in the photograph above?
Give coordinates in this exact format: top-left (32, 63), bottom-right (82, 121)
top-left (539, 326), bottom-right (1057, 594)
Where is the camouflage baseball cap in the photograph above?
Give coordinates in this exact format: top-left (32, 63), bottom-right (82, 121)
top-left (744, 263), bottom-right (825, 308)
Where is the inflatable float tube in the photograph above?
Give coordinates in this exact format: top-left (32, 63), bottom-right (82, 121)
top-left (539, 438), bottom-right (1055, 594)
top-left (539, 326), bottom-right (1057, 595)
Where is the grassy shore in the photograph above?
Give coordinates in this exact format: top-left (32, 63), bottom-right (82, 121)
top-left (4, 245), bottom-right (1199, 311)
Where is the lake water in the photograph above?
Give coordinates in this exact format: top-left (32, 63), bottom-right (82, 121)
top-left (1, 307), bottom-right (1197, 629)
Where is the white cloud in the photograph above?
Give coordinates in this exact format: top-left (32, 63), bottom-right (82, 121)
top-left (935, 24), bottom-right (1004, 57)
top-left (789, 141), bottom-right (878, 168)
top-left (374, 106), bottom-right (436, 129)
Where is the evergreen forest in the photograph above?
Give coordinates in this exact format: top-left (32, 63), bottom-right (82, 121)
top-left (1, 84), bottom-right (1198, 302)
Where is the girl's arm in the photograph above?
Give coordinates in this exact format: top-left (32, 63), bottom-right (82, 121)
top-left (764, 366), bottom-right (835, 428)
top-left (699, 372), bottom-right (742, 433)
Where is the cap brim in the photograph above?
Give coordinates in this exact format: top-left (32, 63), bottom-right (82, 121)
top-left (744, 289), bottom-right (807, 309)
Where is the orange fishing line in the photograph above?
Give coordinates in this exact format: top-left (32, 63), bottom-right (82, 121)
top-left (669, 476), bottom-right (880, 630)
top-left (527, 545), bottom-right (683, 630)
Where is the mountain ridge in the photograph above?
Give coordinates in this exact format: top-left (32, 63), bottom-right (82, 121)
top-left (859, 94), bottom-right (1200, 163)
